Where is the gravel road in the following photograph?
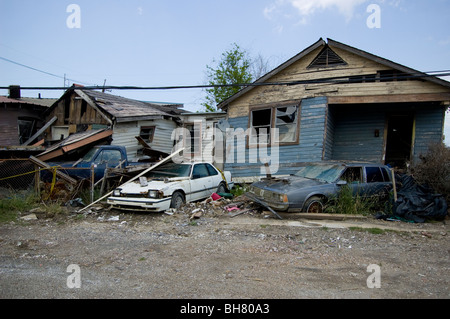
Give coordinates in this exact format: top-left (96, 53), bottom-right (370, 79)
top-left (1, 204), bottom-right (449, 302)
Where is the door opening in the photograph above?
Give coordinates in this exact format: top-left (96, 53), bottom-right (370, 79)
top-left (385, 114), bottom-right (414, 169)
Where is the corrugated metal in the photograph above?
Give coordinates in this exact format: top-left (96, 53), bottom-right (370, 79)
top-left (112, 119), bottom-right (177, 161)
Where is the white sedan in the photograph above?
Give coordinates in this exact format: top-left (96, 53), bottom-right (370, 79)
top-left (107, 162), bottom-right (233, 212)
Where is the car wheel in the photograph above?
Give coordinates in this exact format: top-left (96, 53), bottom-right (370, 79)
top-left (304, 196), bottom-right (324, 213)
top-left (216, 182), bottom-right (228, 194)
top-left (170, 191), bottom-right (185, 209)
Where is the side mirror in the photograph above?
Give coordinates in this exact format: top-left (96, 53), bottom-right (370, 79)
top-left (337, 180), bottom-right (347, 186)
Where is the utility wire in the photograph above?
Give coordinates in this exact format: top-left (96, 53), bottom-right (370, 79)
top-left (0, 56), bottom-right (98, 86)
top-left (1, 70), bottom-right (450, 91)
top-left (1, 55), bottom-right (449, 90)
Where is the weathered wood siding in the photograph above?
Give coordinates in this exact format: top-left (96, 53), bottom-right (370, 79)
top-left (227, 45), bottom-right (450, 119)
top-left (413, 106), bottom-right (446, 159)
top-left (329, 104), bottom-right (386, 162)
top-left (224, 97), bottom-right (328, 180)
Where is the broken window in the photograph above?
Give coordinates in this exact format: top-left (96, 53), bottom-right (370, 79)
top-left (139, 126), bottom-right (155, 144)
top-left (249, 104), bottom-right (299, 145)
top-left (250, 108), bottom-right (272, 144)
top-left (17, 117), bottom-right (36, 144)
top-left (275, 106), bottom-right (298, 143)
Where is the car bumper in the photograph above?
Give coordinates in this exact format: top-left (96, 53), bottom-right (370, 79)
top-left (244, 192), bottom-right (289, 212)
top-left (107, 196), bottom-right (172, 212)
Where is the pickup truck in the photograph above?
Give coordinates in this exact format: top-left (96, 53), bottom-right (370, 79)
top-left (45, 145), bottom-right (142, 182)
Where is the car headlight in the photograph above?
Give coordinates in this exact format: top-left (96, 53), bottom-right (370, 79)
top-left (148, 190), bottom-right (161, 198)
top-left (113, 189), bottom-right (122, 196)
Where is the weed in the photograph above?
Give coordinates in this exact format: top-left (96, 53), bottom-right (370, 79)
top-left (231, 184), bottom-right (249, 197)
top-left (325, 185), bottom-right (379, 215)
top-left (0, 191), bottom-right (38, 223)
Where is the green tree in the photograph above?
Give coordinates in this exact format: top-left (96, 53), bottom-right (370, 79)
top-left (202, 43), bottom-right (253, 112)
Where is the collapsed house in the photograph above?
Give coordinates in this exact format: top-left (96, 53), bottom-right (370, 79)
top-left (218, 38), bottom-right (450, 182)
top-left (36, 87), bottom-right (186, 162)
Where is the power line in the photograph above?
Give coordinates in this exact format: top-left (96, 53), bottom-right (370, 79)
top-left (1, 70), bottom-right (450, 91)
top-left (0, 56), bottom-right (98, 87)
top-left (1, 55), bottom-right (449, 91)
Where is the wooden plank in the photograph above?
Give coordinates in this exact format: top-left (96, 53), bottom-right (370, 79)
top-left (328, 93), bottom-right (450, 104)
top-left (78, 148), bottom-right (183, 212)
top-left (29, 155), bottom-right (78, 185)
top-left (74, 89), bottom-right (112, 125)
top-left (22, 116), bottom-right (57, 146)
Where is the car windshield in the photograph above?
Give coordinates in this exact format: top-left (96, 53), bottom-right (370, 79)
top-left (146, 162), bottom-right (192, 179)
top-left (293, 164), bottom-right (345, 183)
top-left (82, 148), bottom-right (99, 162)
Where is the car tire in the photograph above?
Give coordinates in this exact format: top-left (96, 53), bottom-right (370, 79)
top-left (170, 191), bottom-right (185, 209)
top-left (216, 182), bottom-right (228, 194)
top-left (304, 196), bottom-right (324, 213)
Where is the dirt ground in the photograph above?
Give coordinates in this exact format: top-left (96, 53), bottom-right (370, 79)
top-left (0, 197), bottom-right (449, 302)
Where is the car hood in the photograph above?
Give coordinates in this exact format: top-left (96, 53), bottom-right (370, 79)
top-left (119, 177), bottom-right (188, 194)
top-left (252, 176), bottom-right (327, 193)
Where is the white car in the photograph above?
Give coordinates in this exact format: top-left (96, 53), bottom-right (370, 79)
top-left (107, 162), bottom-right (234, 212)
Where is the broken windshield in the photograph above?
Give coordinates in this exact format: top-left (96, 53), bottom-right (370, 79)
top-left (293, 164), bottom-right (345, 183)
top-left (146, 163), bottom-right (192, 179)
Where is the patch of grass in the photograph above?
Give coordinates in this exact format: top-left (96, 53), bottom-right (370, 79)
top-left (325, 185), bottom-right (380, 215)
top-left (0, 191), bottom-right (38, 223)
top-left (349, 226), bottom-right (386, 235)
top-left (231, 184), bottom-right (249, 197)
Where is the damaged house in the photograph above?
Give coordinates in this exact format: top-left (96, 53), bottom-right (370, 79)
top-left (38, 87), bottom-right (185, 162)
top-left (218, 38), bottom-right (450, 182)
top-left (0, 85), bottom-right (57, 157)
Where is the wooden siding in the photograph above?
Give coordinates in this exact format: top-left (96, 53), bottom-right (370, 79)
top-left (413, 106), bottom-right (446, 160)
top-left (48, 92), bottom-right (110, 128)
top-left (224, 97), bottom-right (328, 180)
top-left (0, 105), bottom-right (44, 146)
top-left (227, 45), bottom-right (450, 119)
top-left (330, 104), bottom-right (386, 162)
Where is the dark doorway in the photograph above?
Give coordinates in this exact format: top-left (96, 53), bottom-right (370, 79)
top-left (385, 114), bottom-right (414, 168)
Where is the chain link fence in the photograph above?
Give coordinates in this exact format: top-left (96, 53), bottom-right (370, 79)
top-left (0, 159), bottom-right (124, 203)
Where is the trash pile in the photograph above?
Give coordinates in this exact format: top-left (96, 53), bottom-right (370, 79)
top-left (164, 193), bottom-right (274, 221)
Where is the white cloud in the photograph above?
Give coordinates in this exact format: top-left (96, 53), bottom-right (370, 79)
top-left (264, 0), bottom-right (370, 22)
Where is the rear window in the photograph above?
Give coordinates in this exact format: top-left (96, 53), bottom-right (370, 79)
top-left (365, 167), bottom-right (384, 183)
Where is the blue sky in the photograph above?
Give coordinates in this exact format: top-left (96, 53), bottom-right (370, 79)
top-left (1, 0), bottom-right (449, 143)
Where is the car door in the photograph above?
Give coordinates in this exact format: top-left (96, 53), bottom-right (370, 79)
top-left (339, 166), bottom-right (363, 196)
top-left (363, 166), bottom-right (392, 197)
top-left (92, 149), bottom-right (123, 181)
top-left (190, 164), bottom-right (214, 201)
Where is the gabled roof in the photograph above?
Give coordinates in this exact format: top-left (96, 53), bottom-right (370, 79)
top-left (217, 38), bottom-right (450, 109)
top-left (80, 89), bottom-right (183, 122)
top-left (46, 87), bottom-right (184, 123)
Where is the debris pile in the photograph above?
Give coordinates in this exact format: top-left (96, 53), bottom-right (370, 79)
top-left (164, 193), bottom-right (267, 221)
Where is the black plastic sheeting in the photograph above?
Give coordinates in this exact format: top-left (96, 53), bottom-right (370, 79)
top-left (392, 174), bottom-right (448, 223)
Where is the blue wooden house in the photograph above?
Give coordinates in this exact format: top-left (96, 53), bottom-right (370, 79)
top-left (217, 38), bottom-right (450, 182)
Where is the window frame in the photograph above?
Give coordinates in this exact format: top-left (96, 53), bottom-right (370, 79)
top-left (247, 101), bottom-right (301, 148)
top-left (139, 126), bottom-right (155, 144)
